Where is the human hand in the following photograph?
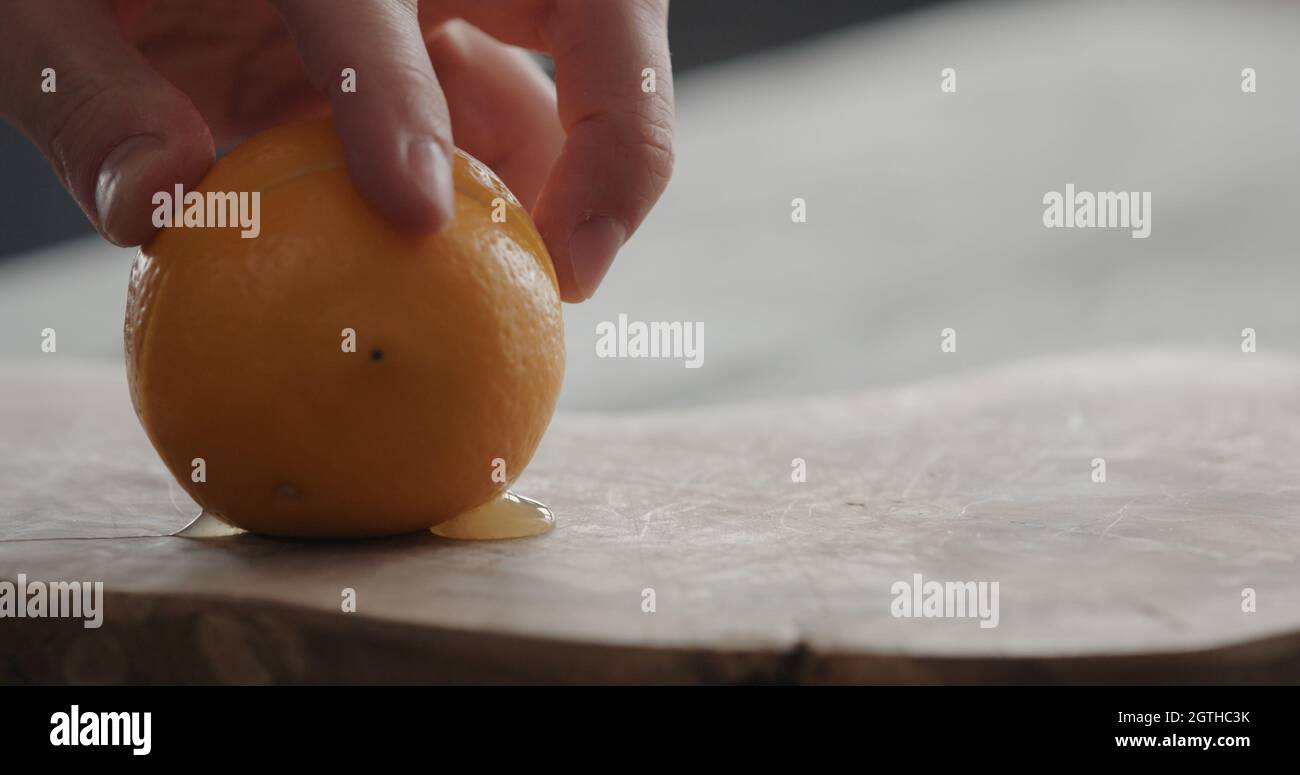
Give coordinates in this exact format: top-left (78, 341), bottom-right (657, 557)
top-left (0, 0), bottom-right (675, 301)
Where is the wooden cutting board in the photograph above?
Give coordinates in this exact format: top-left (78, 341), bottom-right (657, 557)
top-left (2, 351), bottom-right (1299, 684)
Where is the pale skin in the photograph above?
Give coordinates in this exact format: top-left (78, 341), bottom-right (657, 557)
top-left (0, 0), bottom-right (676, 302)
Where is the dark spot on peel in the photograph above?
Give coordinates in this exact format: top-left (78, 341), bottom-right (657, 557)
top-left (274, 483), bottom-right (301, 498)
top-left (371, 348), bottom-right (384, 362)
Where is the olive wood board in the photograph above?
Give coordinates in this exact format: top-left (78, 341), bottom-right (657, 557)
top-left (2, 350), bottom-right (1299, 683)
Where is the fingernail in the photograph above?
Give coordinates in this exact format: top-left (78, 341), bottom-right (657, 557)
top-left (407, 137), bottom-right (455, 231)
top-left (568, 216), bottom-right (626, 300)
top-left (95, 135), bottom-right (165, 245)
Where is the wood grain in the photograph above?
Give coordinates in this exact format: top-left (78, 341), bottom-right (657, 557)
top-left (2, 352), bottom-right (1298, 683)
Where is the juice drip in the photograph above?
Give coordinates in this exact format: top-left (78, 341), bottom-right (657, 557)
top-left (173, 510), bottom-right (246, 538)
top-left (430, 491), bottom-right (554, 540)
top-left (169, 494), bottom-right (552, 540)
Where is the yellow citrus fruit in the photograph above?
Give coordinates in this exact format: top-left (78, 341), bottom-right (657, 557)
top-left (125, 117), bottom-right (564, 538)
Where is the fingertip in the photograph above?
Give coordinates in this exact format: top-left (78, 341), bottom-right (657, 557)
top-left (341, 134), bottom-right (456, 234)
top-left (93, 130), bottom-right (214, 247)
top-left (94, 135), bottom-right (166, 246)
top-left (402, 136), bottom-right (456, 232)
top-left (549, 245), bottom-right (584, 304)
top-left (567, 214), bottom-right (624, 301)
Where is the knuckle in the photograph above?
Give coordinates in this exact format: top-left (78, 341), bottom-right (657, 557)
top-left (45, 77), bottom-right (119, 163)
top-left (633, 0), bottom-right (670, 22)
top-left (619, 111), bottom-right (675, 191)
top-left (424, 19), bottom-right (475, 62)
top-left (42, 77), bottom-right (155, 203)
top-left (583, 100), bottom-right (674, 195)
top-left (634, 128), bottom-right (675, 191)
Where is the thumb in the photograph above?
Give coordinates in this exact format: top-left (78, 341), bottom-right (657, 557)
top-left (0, 1), bottom-right (213, 246)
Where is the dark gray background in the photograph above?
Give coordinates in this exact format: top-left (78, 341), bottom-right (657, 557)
top-left (0, 0), bottom-right (946, 259)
